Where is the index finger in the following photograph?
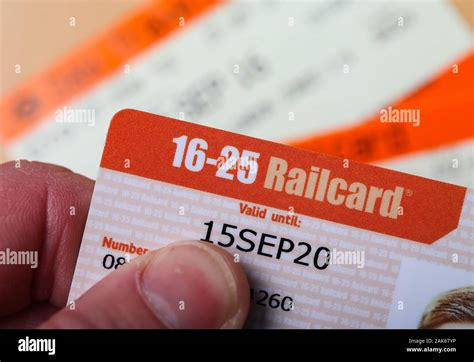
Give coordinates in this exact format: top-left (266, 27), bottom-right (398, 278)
top-left (0, 161), bottom-right (93, 317)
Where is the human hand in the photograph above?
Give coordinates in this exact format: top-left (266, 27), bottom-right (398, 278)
top-left (0, 161), bottom-right (250, 328)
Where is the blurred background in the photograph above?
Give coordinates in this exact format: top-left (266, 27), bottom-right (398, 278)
top-left (0, 0), bottom-right (473, 186)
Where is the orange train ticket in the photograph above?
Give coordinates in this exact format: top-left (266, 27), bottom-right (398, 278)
top-left (68, 109), bottom-right (473, 328)
top-left (1, 0), bottom-right (472, 188)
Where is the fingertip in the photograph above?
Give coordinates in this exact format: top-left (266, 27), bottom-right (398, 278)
top-left (139, 241), bottom-right (250, 329)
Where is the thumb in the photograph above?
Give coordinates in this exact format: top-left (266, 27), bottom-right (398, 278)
top-left (40, 241), bottom-right (250, 329)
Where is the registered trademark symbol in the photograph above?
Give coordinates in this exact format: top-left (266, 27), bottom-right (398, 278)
top-left (405, 189), bottom-right (413, 197)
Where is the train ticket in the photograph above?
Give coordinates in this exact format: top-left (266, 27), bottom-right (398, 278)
top-left (1, 0), bottom-right (472, 187)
